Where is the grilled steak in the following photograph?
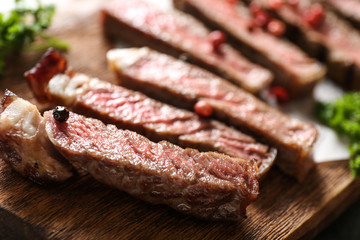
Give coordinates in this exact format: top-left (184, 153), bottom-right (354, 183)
top-left (107, 47), bottom-right (318, 181)
top-left (249, 0), bottom-right (360, 90)
top-left (101, 0), bottom-right (273, 94)
top-left (44, 110), bottom-right (259, 220)
top-left (321, 0), bottom-right (360, 28)
top-left (0, 90), bottom-right (73, 184)
top-left (25, 49), bottom-right (276, 180)
top-left (173, 0), bottom-right (326, 97)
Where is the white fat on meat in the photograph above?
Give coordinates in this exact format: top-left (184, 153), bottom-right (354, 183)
top-left (0, 92), bottom-right (73, 183)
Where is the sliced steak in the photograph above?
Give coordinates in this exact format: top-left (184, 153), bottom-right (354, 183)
top-left (25, 49), bottom-right (276, 180)
top-left (321, 0), bottom-right (360, 28)
top-left (101, 0), bottom-right (273, 94)
top-left (250, 0), bottom-right (360, 90)
top-left (0, 90), bottom-right (73, 184)
top-left (107, 47), bottom-right (318, 181)
top-left (173, 0), bottom-right (326, 97)
top-left (44, 110), bottom-right (259, 220)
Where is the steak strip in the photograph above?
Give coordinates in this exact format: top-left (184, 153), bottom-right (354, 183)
top-left (44, 109), bottom-right (259, 220)
top-left (320, 0), bottom-right (360, 29)
top-left (101, 0), bottom-right (273, 94)
top-left (0, 90), bottom-right (73, 184)
top-left (25, 49), bottom-right (276, 180)
top-left (249, 0), bottom-right (360, 90)
top-left (173, 0), bottom-right (326, 97)
top-left (107, 47), bottom-right (318, 181)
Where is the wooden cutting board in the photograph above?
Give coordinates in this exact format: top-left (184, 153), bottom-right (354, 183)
top-left (1, 0), bottom-right (360, 239)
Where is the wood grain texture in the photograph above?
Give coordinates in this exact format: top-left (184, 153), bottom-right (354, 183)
top-left (1, 0), bottom-right (360, 239)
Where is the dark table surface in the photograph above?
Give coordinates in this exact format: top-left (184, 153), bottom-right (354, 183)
top-left (1, 197), bottom-right (360, 240)
top-left (316, 198), bottom-right (360, 240)
top-left (1, 198), bottom-right (360, 239)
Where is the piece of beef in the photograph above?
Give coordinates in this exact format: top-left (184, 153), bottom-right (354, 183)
top-left (0, 90), bottom-right (73, 184)
top-left (44, 110), bottom-right (259, 220)
top-left (248, 0), bottom-right (360, 90)
top-left (173, 0), bottom-right (326, 97)
top-left (107, 47), bottom-right (318, 181)
top-left (25, 49), bottom-right (276, 180)
top-left (101, 0), bottom-right (273, 94)
top-left (321, 0), bottom-right (360, 29)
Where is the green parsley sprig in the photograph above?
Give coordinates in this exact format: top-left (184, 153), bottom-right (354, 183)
top-left (0, 0), bottom-right (68, 75)
top-left (316, 92), bottom-right (360, 177)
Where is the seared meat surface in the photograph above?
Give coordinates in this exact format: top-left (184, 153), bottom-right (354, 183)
top-left (251, 0), bottom-right (360, 90)
top-left (107, 47), bottom-right (318, 181)
top-left (26, 49), bottom-right (276, 180)
top-left (101, 0), bottom-right (273, 93)
top-left (44, 110), bottom-right (259, 220)
top-left (174, 0), bottom-right (326, 97)
top-left (322, 0), bottom-right (360, 28)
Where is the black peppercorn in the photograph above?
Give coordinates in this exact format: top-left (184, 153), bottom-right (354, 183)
top-left (53, 106), bottom-right (69, 122)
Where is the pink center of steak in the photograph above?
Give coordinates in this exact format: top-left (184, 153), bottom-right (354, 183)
top-left (328, 0), bottom-right (360, 20)
top-left (123, 52), bottom-right (316, 148)
top-left (180, 128), bottom-right (269, 164)
top-left (276, 1), bottom-right (360, 65)
top-left (126, 54), bottom-right (241, 102)
top-left (108, 1), bottom-right (210, 51)
top-left (105, 0), bottom-right (264, 81)
top-left (45, 111), bottom-right (257, 186)
top-left (81, 88), bottom-right (193, 124)
top-left (79, 88), bottom-right (206, 135)
top-left (188, 0), bottom-right (320, 76)
top-left (44, 111), bottom-right (258, 219)
top-left (76, 85), bottom-right (273, 175)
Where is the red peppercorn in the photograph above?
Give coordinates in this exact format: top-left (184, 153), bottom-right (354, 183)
top-left (268, 0), bottom-right (283, 10)
top-left (268, 86), bottom-right (289, 103)
top-left (303, 3), bottom-right (325, 28)
top-left (208, 30), bottom-right (226, 53)
top-left (194, 100), bottom-right (213, 117)
top-left (267, 19), bottom-right (285, 36)
top-left (253, 10), bottom-right (271, 28)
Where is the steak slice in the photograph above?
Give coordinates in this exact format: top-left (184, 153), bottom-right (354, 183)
top-left (173, 0), bottom-right (326, 97)
top-left (44, 110), bottom-right (259, 220)
top-left (101, 0), bottom-right (273, 94)
top-left (0, 90), bottom-right (73, 184)
top-left (25, 49), bottom-right (276, 180)
top-left (107, 47), bottom-right (318, 181)
top-left (321, 0), bottom-right (360, 29)
top-left (249, 0), bottom-right (360, 90)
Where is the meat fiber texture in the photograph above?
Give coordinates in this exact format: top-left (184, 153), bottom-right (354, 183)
top-left (25, 49), bottom-right (276, 180)
top-left (174, 0), bottom-right (326, 97)
top-left (101, 0), bottom-right (273, 94)
top-left (44, 110), bottom-right (259, 221)
top-left (107, 47), bottom-right (318, 181)
top-left (320, 0), bottom-right (360, 29)
top-left (251, 0), bottom-right (360, 90)
top-left (0, 90), bottom-right (73, 184)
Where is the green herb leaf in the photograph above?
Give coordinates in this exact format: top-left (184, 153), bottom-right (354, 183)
top-left (316, 92), bottom-right (360, 177)
top-left (0, 0), bottom-right (68, 75)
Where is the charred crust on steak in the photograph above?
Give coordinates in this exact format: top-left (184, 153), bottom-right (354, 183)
top-left (25, 48), bottom-right (67, 103)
